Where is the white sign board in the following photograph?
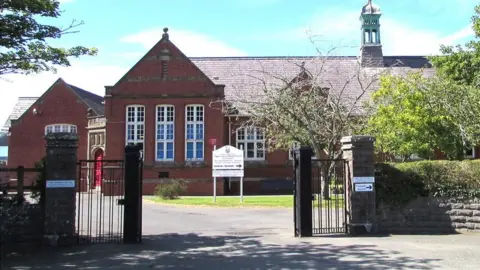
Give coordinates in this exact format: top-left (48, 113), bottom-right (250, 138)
top-left (46, 180), bottom-right (76, 188)
top-left (213, 170), bottom-right (244, 177)
top-left (355, 183), bottom-right (374, 192)
top-left (212, 145), bottom-right (244, 170)
top-left (352, 176), bottom-right (375, 184)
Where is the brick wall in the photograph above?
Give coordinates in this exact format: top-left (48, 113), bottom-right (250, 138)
top-left (376, 197), bottom-right (480, 234)
top-left (8, 80), bottom-right (90, 186)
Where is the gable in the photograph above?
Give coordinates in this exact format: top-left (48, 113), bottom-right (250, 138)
top-left (109, 28), bottom-right (223, 97)
top-left (9, 79), bottom-right (104, 127)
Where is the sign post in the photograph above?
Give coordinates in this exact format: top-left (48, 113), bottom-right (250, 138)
top-left (212, 145), bottom-right (244, 203)
top-left (213, 145), bottom-right (217, 203)
top-left (239, 144), bottom-right (244, 203)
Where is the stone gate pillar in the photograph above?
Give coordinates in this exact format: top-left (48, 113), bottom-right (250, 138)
top-left (44, 132), bottom-right (78, 246)
top-left (341, 136), bottom-right (376, 235)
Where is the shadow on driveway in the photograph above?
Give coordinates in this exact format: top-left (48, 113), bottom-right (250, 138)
top-left (2, 233), bottom-right (441, 269)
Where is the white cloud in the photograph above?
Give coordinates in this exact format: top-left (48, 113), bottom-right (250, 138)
top-left (273, 9), bottom-right (475, 56)
top-left (0, 62), bottom-right (127, 126)
top-left (121, 28), bottom-right (248, 57)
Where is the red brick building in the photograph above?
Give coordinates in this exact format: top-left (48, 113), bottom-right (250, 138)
top-left (6, 1), bottom-right (469, 195)
top-left (6, 80), bottom-right (104, 186)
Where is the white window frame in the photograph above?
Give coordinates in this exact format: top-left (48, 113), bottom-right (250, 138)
top-left (155, 105), bottom-right (175, 161)
top-left (236, 126), bottom-right (265, 160)
top-left (185, 104), bottom-right (204, 161)
top-left (45, 124), bottom-right (77, 135)
top-left (465, 146), bottom-right (475, 159)
top-left (125, 105), bottom-right (145, 154)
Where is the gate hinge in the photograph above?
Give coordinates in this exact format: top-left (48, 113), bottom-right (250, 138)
top-left (117, 199), bottom-right (125, 205)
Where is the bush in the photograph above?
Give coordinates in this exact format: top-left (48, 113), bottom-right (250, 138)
top-left (154, 181), bottom-right (186, 200)
top-left (375, 160), bottom-right (480, 207)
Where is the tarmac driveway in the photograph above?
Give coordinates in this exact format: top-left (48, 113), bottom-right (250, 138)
top-left (3, 198), bottom-right (480, 269)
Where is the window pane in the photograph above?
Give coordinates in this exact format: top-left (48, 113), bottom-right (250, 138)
top-left (157, 124), bottom-right (165, 140)
top-left (237, 128), bottom-right (245, 140)
top-left (127, 107), bottom-right (135, 122)
top-left (186, 106), bottom-right (194, 122)
top-left (247, 128), bottom-right (254, 140)
top-left (257, 142), bottom-right (264, 158)
top-left (196, 106), bottom-right (204, 121)
top-left (137, 107), bottom-right (145, 122)
top-left (256, 128), bottom-right (264, 140)
top-left (54, 125), bottom-right (60, 132)
top-left (196, 142), bottom-right (203, 159)
top-left (137, 124), bottom-right (144, 140)
top-left (71, 126), bottom-right (77, 133)
top-left (157, 142), bottom-right (164, 160)
top-left (186, 124), bottom-right (194, 139)
top-left (127, 125), bottom-right (135, 140)
top-left (195, 124), bottom-right (203, 140)
top-left (157, 107), bottom-right (164, 122)
top-left (247, 142), bottom-right (255, 158)
top-left (166, 124), bottom-right (174, 140)
top-left (186, 142), bottom-right (194, 159)
top-left (166, 106), bottom-right (174, 122)
top-left (166, 142), bottom-right (174, 159)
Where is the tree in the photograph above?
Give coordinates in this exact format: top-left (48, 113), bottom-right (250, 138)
top-left (428, 5), bottom-right (480, 87)
top-left (366, 4), bottom-right (480, 161)
top-left (218, 44), bottom-right (383, 199)
top-left (0, 0), bottom-right (97, 76)
top-left (365, 71), bottom-right (480, 161)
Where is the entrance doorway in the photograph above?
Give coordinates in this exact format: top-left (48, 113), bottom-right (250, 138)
top-left (93, 148), bottom-right (104, 188)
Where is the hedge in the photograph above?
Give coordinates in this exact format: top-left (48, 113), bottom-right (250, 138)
top-left (374, 160), bottom-right (480, 207)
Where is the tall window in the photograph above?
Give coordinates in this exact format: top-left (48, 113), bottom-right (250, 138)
top-left (126, 105), bottom-right (145, 150)
top-left (185, 105), bottom-right (204, 161)
top-left (237, 127), bottom-right (265, 160)
top-left (156, 105), bottom-right (175, 161)
top-left (45, 124), bottom-right (77, 135)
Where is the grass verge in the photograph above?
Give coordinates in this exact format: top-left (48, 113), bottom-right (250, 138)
top-left (147, 195), bottom-right (344, 208)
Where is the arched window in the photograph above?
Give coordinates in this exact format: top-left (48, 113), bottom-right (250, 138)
top-left (45, 124), bottom-right (77, 135)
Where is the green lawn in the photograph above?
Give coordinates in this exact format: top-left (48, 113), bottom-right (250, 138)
top-left (147, 195), bottom-right (344, 208)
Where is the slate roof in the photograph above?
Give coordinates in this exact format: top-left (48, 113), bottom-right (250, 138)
top-left (191, 56), bottom-right (434, 114)
top-left (68, 84), bottom-right (104, 116)
top-left (1, 97), bottom-right (38, 134)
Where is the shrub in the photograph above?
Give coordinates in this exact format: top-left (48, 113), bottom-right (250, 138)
top-left (154, 181), bottom-right (186, 200)
top-left (375, 160), bottom-right (480, 207)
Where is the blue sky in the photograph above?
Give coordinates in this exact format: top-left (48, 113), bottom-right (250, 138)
top-left (0, 0), bottom-right (478, 127)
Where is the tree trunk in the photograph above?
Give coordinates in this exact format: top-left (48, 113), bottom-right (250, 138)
top-left (321, 161), bottom-right (335, 200)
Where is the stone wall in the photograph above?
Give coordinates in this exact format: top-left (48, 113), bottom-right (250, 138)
top-left (376, 197), bottom-right (480, 234)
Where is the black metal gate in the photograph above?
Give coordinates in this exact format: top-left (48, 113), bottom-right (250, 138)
top-left (76, 159), bottom-right (125, 244)
top-left (311, 158), bottom-right (348, 235)
top-left (76, 145), bottom-right (143, 244)
top-left (293, 147), bottom-right (348, 237)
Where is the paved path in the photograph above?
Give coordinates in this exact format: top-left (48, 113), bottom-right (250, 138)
top-left (2, 199), bottom-right (480, 269)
